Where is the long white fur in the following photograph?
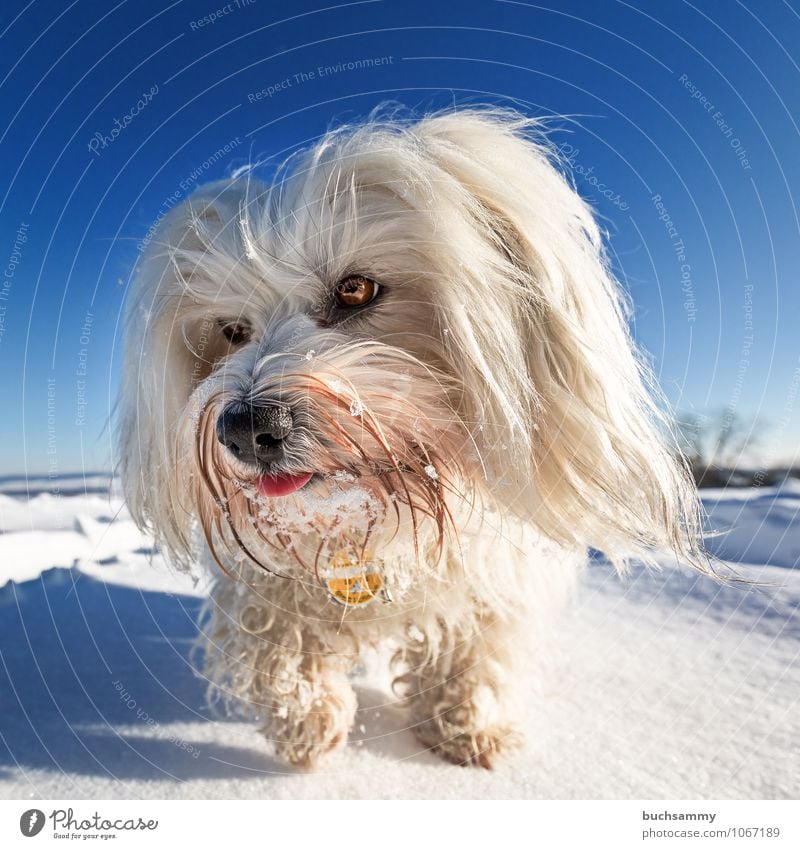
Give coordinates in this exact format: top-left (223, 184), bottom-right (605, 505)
top-left (117, 108), bottom-right (704, 768)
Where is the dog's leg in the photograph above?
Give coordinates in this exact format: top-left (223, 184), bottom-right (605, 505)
top-left (258, 631), bottom-right (357, 770)
top-left (398, 612), bottom-right (524, 769)
top-left (203, 579), bottom-right (357, 770)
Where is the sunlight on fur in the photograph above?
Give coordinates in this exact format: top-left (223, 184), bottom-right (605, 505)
top-left (117, 108), bottom-right (705, 769)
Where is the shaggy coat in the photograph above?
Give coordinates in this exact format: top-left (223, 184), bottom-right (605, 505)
top-left (118, 109), bottom-right (702, 768)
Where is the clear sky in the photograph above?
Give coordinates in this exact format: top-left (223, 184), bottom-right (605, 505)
top-left (1, 0), bottom-right (799, 476)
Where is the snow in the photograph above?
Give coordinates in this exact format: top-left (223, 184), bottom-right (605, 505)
top-left (701, 482), bottom-right (800, 569)
top-left (0, 478), bottom-right (797, 799)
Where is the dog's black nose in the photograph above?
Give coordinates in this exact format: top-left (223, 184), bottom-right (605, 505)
top-left (215, 404), bottom-right (293, 464)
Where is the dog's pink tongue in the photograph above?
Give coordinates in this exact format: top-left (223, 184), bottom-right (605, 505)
top-left (256, 473), bottom-right (313, 497)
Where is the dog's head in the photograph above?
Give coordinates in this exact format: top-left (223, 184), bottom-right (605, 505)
top-left (118, 109), bottom-right (702, 575)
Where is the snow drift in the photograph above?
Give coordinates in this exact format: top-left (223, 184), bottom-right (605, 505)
top-left (0, 477), bottom-right (797, 799)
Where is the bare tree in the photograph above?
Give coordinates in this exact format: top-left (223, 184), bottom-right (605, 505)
top-left (677, 410), bottom-right (763, 487)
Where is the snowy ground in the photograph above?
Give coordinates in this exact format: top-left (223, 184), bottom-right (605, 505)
top-left (0, 477), bottom-right (798, 799)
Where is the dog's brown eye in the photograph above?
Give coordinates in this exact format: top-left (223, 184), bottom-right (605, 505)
top-left (219, 320), bottom-right (251, 345)
top-left (334, 274), bottom-right (379, 307)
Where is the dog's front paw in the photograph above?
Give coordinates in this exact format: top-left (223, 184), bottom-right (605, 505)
top-left (265, 676), bottom-right (357, 770)
top-left (415, 722), bottom-right (523, 769)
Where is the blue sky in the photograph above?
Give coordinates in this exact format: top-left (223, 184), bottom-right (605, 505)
top-left (1, 0), bottom-right (799, 475)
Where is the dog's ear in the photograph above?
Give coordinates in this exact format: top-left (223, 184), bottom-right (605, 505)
top-left (415, 111), bottom-right (702, 569)
top-left (116, 179), bottom-right (260, 561)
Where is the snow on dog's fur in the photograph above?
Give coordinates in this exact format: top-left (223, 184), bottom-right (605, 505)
top-left (117, 109), bottom-right (703, 768)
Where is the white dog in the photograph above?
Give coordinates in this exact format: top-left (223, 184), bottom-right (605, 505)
top-left (118, 109), bottom-right (703, 769)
